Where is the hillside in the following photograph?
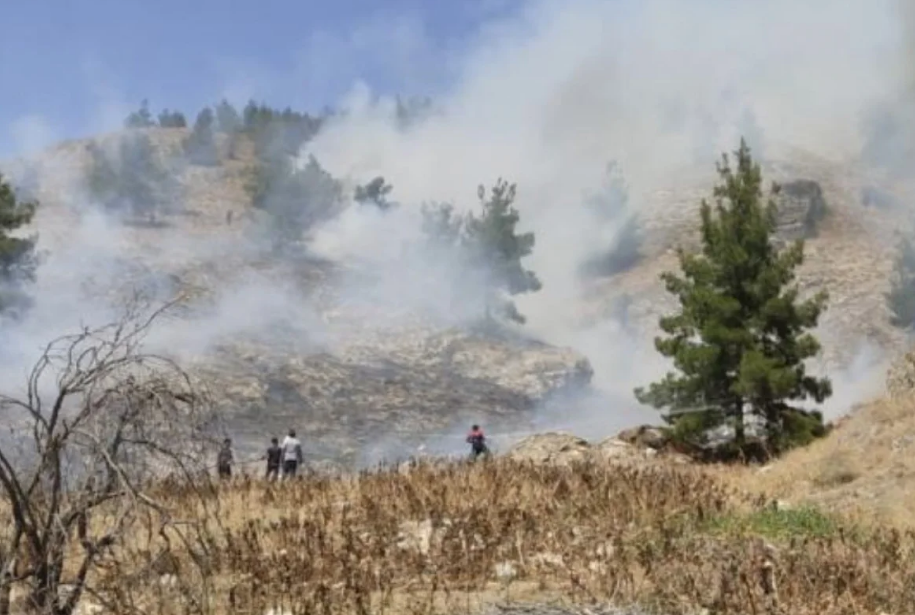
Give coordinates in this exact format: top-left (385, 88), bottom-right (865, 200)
top-left (1, 125), bottom-right (910, 466)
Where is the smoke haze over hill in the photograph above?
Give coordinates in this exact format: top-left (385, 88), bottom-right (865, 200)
top-left (0, 0), bottom-right (911, 457)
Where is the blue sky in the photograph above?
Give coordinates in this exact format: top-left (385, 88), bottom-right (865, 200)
top-left (0, 0), bottom-right (524, 156)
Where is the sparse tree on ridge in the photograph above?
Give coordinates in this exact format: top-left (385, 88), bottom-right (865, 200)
top-left (215, 99), bottom-right (242, 158)
top-left (0, 173), bottom-right (39, 318)
top-left (215, 99), bottom-right (242, 134)
top-left (86, 133), bottom-right (177, 223)
top-left (634, 138), bottom-right (831, 458)
top-left (158, 109), bottom-right (188, 128)
top-left (184, 107), bottom-right (219, 166)
top-left (124, 99), bottom-right (155, 129)
top-left (248, 154), bottom-right (343, 250)
top-left (886, 229), bottom-right (915, 331)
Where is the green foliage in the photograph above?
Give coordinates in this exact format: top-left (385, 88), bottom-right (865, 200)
top-left (86, 133), bottom-right (177, 222)
top-left (215, 100), bottom-right (242, 134)
top-left (124, 99), bottom-right (155, 129)
top-left (242, 101), bottom-right (322, 163)
top-left (157, 110), bottom-right (187, 128)
top-left (354, 177), bottom-right (395, 211)
top-left (0, 174), bottom-right (38, 316)
top-left (184, 107), bottom-right (219, 166)
top-left (633, 138), bottom-right (831, 457)
top-left (580, 161), bottom-right (643, 277)
top-left (214, 100), bottom-right (242, 159)
top-left (421, 179), bottom-right (541, 324)
top-left (702, 506), bottom-right (845, 541)
top-left (886, 230), bottom-right (915, 330)
top-left (247, 155), bottom-right (342, 249)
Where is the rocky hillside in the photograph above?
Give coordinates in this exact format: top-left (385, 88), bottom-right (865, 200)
top-left (2, 128), bottom-right (910, 465)
top-left (588, 148), bottom-right (910, 374)
top-left (1, 129), bottom-right (596, 467)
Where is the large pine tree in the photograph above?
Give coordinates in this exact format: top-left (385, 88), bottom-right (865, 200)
top-left (634, 139), bottom-right (831, 456)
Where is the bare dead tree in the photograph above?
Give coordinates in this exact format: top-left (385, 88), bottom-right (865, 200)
top-left (0, 297), bottom-right (218, 615)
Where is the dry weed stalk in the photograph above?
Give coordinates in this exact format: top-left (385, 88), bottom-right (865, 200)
top-left (0, 296), bottom-right (217, 615)
top-left (84, 455), bottom-right (915, 615)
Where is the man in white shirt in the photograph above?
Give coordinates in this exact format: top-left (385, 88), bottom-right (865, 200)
top-left (281, 429), bottom-right (304, 479)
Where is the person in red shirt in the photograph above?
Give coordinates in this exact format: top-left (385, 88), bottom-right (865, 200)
top-left (466, 424), bottom-right (489, 460)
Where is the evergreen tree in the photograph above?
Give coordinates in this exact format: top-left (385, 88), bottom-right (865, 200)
top-left (633, 139), bottom-right (831, 456)
top-left (86, 133), bottom-right (176, 222)
top-left (354, 176), bottom-right (395, 211)
top-left (214, 99), bottom-right (242, 159)
top-left (184, 107), bottom-right (219, 166)
top-left (463, 179), bottom-right (541, 323)
top-left (886, 229), bottom-right (915, 330)
top-left (157, 109), bottom-right (187, 128)
top-left (248, 155), bottom-right (342, 249)
top-left (215, 99), bottom-right (242, 134)
top-left (124, 99), bottom-right (155, 129)
top-left (0, 173), bottom-right (38, 317)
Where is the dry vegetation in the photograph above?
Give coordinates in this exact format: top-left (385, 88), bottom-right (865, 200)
top-left (7, 455), bottom-right (915, 615)
top-left (732, 394), bottom-right (915, 530)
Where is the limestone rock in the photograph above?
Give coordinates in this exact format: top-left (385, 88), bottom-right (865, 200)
top-left (616, 425), bottom-right (669, 449)
top-left (774, 179), bottom-right (827, 241)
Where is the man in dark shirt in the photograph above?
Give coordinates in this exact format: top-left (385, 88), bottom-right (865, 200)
top-left (466, 424), bottom-right (489, 460)
top-left (264, 437), bottom-right (282, 481)
top-left (217, 438), bottom-right (234, 479)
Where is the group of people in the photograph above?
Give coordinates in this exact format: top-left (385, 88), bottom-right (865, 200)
top-left (214, 424), bottom-right (490, 480)
top-left (216, 429), bottom-right (304, 480)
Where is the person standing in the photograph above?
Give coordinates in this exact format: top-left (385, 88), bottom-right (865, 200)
top-left (466, 424), bottom-right (489, 460)
top-left (280, 429), bottom-right (303, 479)
top-left (264, 437), bottom-right (282, 481)
top-left (217, 438), bottom-right (234, 480)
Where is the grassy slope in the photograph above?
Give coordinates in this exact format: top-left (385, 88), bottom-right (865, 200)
top-left (16, 449), bottom-right (911, 615)
top-left (728, 394), bottom-right (915, 530)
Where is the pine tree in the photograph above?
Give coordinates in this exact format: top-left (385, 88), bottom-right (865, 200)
top-left (0, 173), bottom-right (38, 316)
top-left (886, 230), bottom-right (915, 330)
top-left (184, 107), bottom-right (219, 166)
top-left (248, 155), bottom-right (342, 249)
top-left (633, 139), bottom-right (831, 457)
top-left (86, 133), bottom-right (175, 222)
top-left (464, 179), bottom-right (541, 323)
top-left (157, 109), bottom-right (187, 128)
top-left (354, 177), bottom-right (395, 211)
top-left (124, 99), bottom-right (155, 129)
top-left (215, 100), bottom-right (241, 134)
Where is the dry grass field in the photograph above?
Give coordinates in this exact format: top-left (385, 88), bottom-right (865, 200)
top-left (11, 451), bottom-right (913, 615)
top-left (730, 393), bottom-right (915, 531)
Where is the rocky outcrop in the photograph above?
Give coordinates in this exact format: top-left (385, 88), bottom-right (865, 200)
top-left (505, 430), bottom-right (688, 467)
top-left (197, 328), bottom-right (594, 467)
top-left (774, 179), bottom-right (827, 241)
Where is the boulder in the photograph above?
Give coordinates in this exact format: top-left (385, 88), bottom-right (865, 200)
top-left (774, 179), bottom-right (827, 241)
top-left (616, 425), bottom-right (669, 449)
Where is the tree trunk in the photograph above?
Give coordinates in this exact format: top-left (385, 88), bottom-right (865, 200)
top-left (734, 398), bottom-right (745, 447)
